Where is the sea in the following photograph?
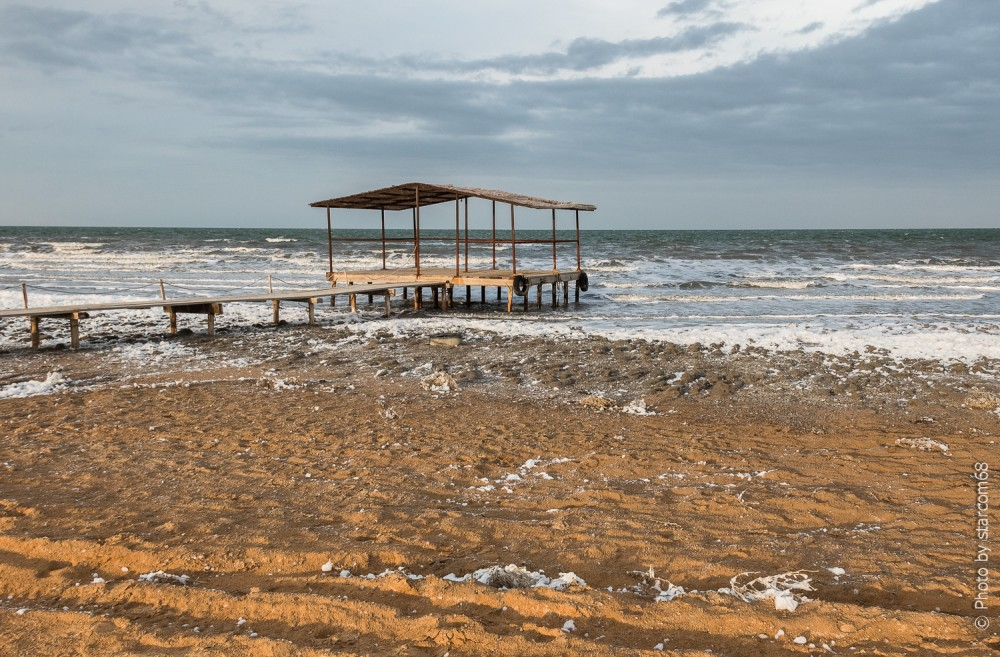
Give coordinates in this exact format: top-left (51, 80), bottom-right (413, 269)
top-left (2, 226), bottom-right (999, 363)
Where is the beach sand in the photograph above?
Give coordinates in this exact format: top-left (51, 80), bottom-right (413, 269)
top-left (0, 325), bottom-right (997, 655)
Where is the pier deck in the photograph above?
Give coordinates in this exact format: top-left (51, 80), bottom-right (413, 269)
top-left (330, 267), bottom-right (588, 312)
top-left (1, 282), bottom-right (448, 350)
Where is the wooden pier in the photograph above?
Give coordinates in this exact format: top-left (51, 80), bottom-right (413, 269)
top-left (331, 268), bottom-right (588, 313)
top-left (0, 282), bottom-right (447, 350)
top-left (3, 183), bottom-right (596, 350)
top-left (312, 182), bottom-right (595, 312)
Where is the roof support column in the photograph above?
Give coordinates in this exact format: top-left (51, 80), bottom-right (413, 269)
top-left (510, 204), bottom-right (517, 275)
top-left (575, 209), bottom-right (581, 272)
top-left (464, 198), bottom-right (469, 272)
top-left (454, 194), bottom-right (460, 276)
top-left (491, 201), bottom-right (497, 270)
top-left (414, 186), bottom-right (421, 277)
top-left (380, 207), bottom-right (387, 270)
top-left (551, 208), bottom-right (557, 271)
top-left (326, 206), bottom-right (333, 274)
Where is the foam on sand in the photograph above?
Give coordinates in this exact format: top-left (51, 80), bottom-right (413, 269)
top-left (444, 564), bottom-right (587, 591)
top-left (0, 371), bottom-right (67, 399)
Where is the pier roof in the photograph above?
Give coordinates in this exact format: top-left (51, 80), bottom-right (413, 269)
top-left (309, 182), bottom-right (596, 212)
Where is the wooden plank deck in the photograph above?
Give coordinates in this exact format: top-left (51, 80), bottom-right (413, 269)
top-left (329, 267), bottom-right (588, 312)
top-left (1, 281), bottom-right (449, 350)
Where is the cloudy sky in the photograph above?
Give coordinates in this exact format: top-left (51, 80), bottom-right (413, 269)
top-left (0, 0), bottom-right (997, 229)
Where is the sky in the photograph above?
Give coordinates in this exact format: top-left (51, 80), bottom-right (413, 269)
top-left (0, 0), bottom-right (997, 230)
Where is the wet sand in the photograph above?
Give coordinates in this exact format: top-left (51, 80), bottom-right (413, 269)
top-left (0, 326), bottom-right (998, 656)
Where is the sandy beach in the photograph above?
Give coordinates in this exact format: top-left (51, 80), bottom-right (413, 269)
top-left (0, 324), bottom-right (997, 656)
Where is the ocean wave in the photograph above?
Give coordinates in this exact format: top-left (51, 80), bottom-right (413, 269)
top-left (842, 262), bottom-right (1000, 273)
top-left (611, 292), bottom-right (986, 304)
top-left (35, 241), bottom-right (106, 252)
top-left (825, 272), bottom-right (1000, 285)
top-left (265, 237), bottom-right (298, 243)
top-left (678, 280), bottom-right (722, 290)
top-left (727, 280), bottom-right (824, 290)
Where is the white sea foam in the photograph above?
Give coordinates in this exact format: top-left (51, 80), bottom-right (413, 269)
top-left (3, 228), bottom-right (1000, 366)
top-left (0, 371), bottom-right (67, 399)
top-left (825, 273), bottom-right (1000, 285)
top-left (609, 292), bottom-right (984, 303)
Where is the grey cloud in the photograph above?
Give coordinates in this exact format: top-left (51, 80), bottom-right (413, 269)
top-left (0, 4), bottom-right (745, 79)
top-left (0, 4), bottom-right (199, 70)
top-left (545, 0), bottom-right (1000, 175)
top-left (1, 0), bottom-right (997, 185)
top-left (657, 0), bottom-right (714, 18)
top-left (390, 21), bottom-right (748, 75)
top-left (147, 0), bottom-right (1000, 178)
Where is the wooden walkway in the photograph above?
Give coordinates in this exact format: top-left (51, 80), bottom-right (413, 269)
top-left (0, 281), bottom-right (448, 350)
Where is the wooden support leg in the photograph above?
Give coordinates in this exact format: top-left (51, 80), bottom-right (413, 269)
top-left (273, 300), bottom-right (280, 325)
top-left (441, 286), bottom-right (449, 311)
top-left (367, 293), bottom-right (373, 305)
top-left (551, 283), bottom-right (557, 308)
top-left (448, 287), bottom-right (454, 306)
top-left (575, 282), bottom-right (580, 303)
top-left (70, 316), bottom-right (80, 349)
top-left (524, 289), bottom-right (529, 311)
top-left (30, 317), bottom-right (40, 349)
top-left (415, 287), bottom-right (422, 310)
top-left (563, 281), bottom-right (569, 306)
top-left (466, 285), bottom-right (471, 307)
top-left (536, 283), bottom-right (542, 309)
top-left (384, 291), bottom-right (392, 317)
top-left (168, 309), bottom-right (178, 335)
top-left (206, 310), bottom-right (215, 336)
top-left (403, 287), bottom-right (408, 300)
top-left (307, 301), bottom-right (315, 325)
top-left (330, 282), bottom-right (336, 306)
top-left (497, 287), bottom-right (501, 301)
top-left (432, 286), bottom-right (439, 309)
top-left (507, 286), bottom-right (514, 313)
top-left (481, 286), bottom-right (486, 304)
top-left (349, 294), bottom-right (357, 313)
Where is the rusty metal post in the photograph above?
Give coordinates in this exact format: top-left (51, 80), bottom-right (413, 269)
top-left (21, 283), bottom-right (28, 309)
top-left (575, 209), bottom-right (581, 271)
top-left (552, 209), bottom-right (557, 271)
top-left (510, 204), bottom-right (517, 274)
top-left (414, 186), bottom-right (421, 277)
top-left (454, 194), bottom-right (460, 276)
top-left (464, 198), bottom-right (469, 272)
top-left (326, 206), bottom-right (333, 274)
top-left (381, 207), bottom-right (387, 270)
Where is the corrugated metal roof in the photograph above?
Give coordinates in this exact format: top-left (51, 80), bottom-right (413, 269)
top-left (310, 182), bottom-right (596, 212)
